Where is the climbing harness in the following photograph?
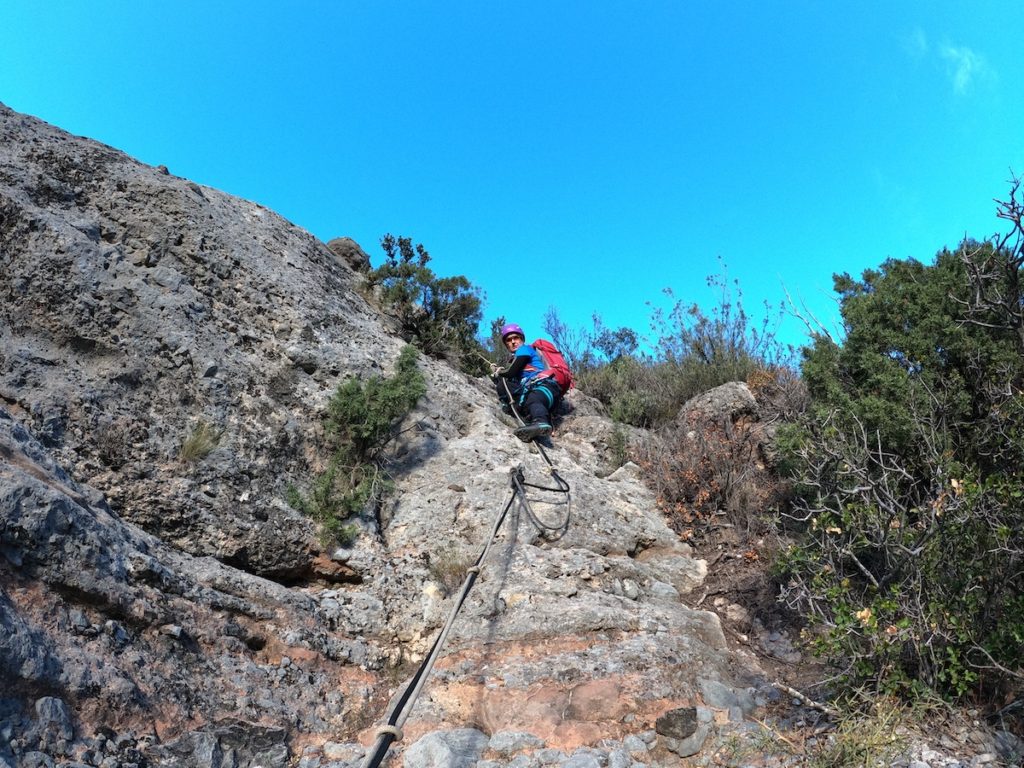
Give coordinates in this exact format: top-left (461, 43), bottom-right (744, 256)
top-left (358, 410), bottom-right (572, 768)
top-left (495, 375), bottom-right (570, 528)
top-left (498, 375), bottom-right (550, 428)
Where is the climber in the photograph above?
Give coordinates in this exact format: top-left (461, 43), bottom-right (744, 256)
top-left (491, 322), bottom-right (570, 442)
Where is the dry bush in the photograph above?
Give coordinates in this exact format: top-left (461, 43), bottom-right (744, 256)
top-left (747, 365), bottom-right (809, 423)
top-left (427, 546), bottom-right (475, 597)
top-left (637, 409), bottom-right (783, 539)
top-left (805, 694), bottom-right (912, 768)
top-left (95, 416), bottom-right (148, 469)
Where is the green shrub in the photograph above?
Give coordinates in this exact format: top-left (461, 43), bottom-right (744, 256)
top-left (778, 414), bottom-right (1024, 701)
top-left (775, 213), bottom-right (1024, 704)
top-left (608, 425), bottom-right (629, 469)
top-left (578, 356), bottom-right (668, 427)
top-left (325, 344), bottom-right (428, 459)
top-left (289, 345), bottom-right (426, 546)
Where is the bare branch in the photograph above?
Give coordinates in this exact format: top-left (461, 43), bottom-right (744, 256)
top-left (781, 283), bottom-right (838, 343)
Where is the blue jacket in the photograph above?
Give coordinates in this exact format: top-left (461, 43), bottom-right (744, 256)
top-left (511, 344), bottom-right (548, 383)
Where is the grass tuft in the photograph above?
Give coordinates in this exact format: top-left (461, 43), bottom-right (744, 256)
top-left (180, 420), bottom-right (222, 463)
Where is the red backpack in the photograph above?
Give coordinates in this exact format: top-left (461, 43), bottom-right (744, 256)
top-left (531, 339), bottom-right (574, 392)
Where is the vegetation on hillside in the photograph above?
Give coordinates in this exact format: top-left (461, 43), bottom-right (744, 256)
top-left (544, 267), bottom-right (797, 428)
top-left (775, 183), bottom-right (1024, 704)
top-left (288, 345), bottom-right (426, 545)
top-left (352, 184), bottom-right (1024, 717)
top-left (520, 184), bottom-right (1024, 714)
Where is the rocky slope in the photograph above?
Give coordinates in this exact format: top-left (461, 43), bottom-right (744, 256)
top-left (1, 104), bottom-right (1005, 768)
top-left (0, 102), bottom-right (780, 768)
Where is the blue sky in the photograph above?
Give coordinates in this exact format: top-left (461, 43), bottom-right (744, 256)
top-left (3, 2), bottom-right (1022, 352)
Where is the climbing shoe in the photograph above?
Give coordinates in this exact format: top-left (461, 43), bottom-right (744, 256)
top-left (514, 422), bottom-right (551, 442)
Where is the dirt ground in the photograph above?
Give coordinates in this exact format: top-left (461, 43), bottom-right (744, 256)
top-left (681, 521), bottom-right (824, 690)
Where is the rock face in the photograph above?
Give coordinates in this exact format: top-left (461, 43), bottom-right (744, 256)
top-left (0, 103), bottom-right (407, 581)
top-left (0, 103), bottom-right (771, 767)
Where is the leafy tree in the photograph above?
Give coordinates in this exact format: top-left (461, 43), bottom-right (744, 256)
top-left (594, 324), bottom-right (639, 362)
top-left (366, 234), bottom-right (486, 373)
top-left (778, 206), bottom-right (1024, 703)
top-left (802, 251), bottom-right (1019, 472)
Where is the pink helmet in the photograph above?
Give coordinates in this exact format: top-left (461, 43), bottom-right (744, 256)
top-left (500, 322), bottom-right (525, 341)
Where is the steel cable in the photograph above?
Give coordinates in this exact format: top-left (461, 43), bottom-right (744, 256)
top-left (359, 383), bottom-right (573, 767)
top-left (360, 468), bottom-right (542, 768)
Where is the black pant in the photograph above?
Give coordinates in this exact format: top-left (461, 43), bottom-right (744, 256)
top-left (496, 377), bottom-right (561, 425)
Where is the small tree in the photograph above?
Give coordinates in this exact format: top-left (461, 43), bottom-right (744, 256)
top-left (289, 345), bottom-right (427, 545)
top-left (366, 234), bottom-right (486, 373)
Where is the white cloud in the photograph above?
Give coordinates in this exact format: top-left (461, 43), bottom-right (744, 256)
top-left (940, 44), bottom-right (989, 94)
top-left (904, 29), bottom-right (996, 97)
top-left (907, 27), bottom-right (929, 58)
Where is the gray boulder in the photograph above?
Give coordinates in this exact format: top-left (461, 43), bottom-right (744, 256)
top-left (327, 236), bottom-right (372, 271)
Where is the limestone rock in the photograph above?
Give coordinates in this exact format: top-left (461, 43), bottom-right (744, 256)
top-left (0, 103), bottom-right (766, 767)
top-left (673, 380), bottom-right (779, 472)
top-left (403, 728), bottom-right (489, 768)
top-left (327, 236), bottom-right (372, 271)
top-left (676, 381), bottom-right (758, 427)
top-left (0, 101), bottom-right (402, 580)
